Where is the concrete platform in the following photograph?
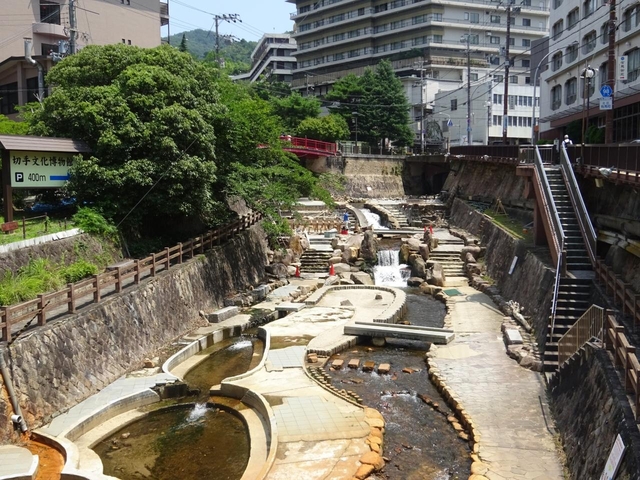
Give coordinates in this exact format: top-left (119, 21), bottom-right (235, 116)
top-left (0, 445), bottom-right (38, 480)
top-left (344, 322), bottom-right (455, 344)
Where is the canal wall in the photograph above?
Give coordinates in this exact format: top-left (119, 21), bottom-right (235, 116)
top-left (449, 198), bottom-right (554, 349)
top-left (549, 344), bottom-right (640, 480)
top-left (0, 225), bottom-right (269, 443)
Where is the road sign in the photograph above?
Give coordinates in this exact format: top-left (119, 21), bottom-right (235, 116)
top-left (619, 55), bottom-right (628, 81)
top-left (600, 98), bottom-right (613, 110)
top-left (600, 85), bottom-right (612, 97)
top-left (447, 119), bottom-right (454, 127)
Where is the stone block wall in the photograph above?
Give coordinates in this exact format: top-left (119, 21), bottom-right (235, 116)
top-left (0, 225), bottom-right (268, 440)
top-left (550, 345), bottom-right (640, 480)
top-left (450, 199), bottom-right (554, 348)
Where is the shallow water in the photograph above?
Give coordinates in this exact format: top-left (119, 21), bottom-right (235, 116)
top-left (94, 404), bottom-right (249, 480)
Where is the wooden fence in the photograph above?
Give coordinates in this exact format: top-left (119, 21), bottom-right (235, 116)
top-left (596, 259), bottom-right (640, 329)
top-left (0, 212), bottom-right (262, 342)
top-left (604, 313), bottom-right (640, 420)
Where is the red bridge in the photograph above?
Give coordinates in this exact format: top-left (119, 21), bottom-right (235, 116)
top-left (280, 136), bottom-right (337, 157)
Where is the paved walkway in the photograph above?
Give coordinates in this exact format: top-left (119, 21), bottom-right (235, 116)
top-left (431, 286), bottom-right (564, 480)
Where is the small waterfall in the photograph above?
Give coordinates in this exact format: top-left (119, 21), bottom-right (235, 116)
top-left (374, 250), bottom-right (410, 287)
top-left (185, 403), bottom-right (209, 423)
top-left (360, 208), bottom-right (388, 230)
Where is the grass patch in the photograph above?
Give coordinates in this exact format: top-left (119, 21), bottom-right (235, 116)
top-left (0, 215), bottom-right (71, 246)
top-left (483, 210), bottom-right (533, 242)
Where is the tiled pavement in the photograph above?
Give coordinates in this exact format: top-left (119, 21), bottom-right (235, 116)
top-left (431, 286), bottom-right (565, 480)
top-left (267, 346), bottom-right (306, 369)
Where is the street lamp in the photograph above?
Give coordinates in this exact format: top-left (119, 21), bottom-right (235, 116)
top-left (531, 49), bottom-right (561, 145)
top-left (581, 65), bottom-right (596, 144)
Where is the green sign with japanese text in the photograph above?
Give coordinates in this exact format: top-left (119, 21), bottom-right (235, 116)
top-left (9, 151), bottom-right (75, 187)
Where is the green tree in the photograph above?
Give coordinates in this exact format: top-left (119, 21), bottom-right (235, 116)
top-left (270, 92), bottom-right (321, 131)
top-left (23, 44), bottom-right (226, 237)
top-left (325, 73), bottom-right (365, 123)
top-left (361, 60), bottom-right (413, 147)
top-left (179, 34), bottom-right (188, 53)
top-left (0, 114), bottom-right (29, 135)
top-left (296, 114), bottom-right (350, 142)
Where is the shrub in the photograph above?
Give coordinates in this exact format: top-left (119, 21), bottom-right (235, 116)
top-left (73, 208), bottom-right (119, 241)
top-left (60, 260), bottom-right (99, 283)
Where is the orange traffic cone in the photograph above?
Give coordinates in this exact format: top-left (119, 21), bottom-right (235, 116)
top-left (295, 265), bottom-right (301, 277)
top-left (429, 225), bottom-right (434, 235)
top-left (329, 264), bottom-right (335, 276)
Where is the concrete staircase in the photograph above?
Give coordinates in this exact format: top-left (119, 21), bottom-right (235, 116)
top-left (430, 237), bottom-right (467, 286)
top-left (383, 204), bottom-right (410, 228)
top-left (300, 236), bottom-right (333, 274)
top-left (543, 167), bottom-right (593, 372)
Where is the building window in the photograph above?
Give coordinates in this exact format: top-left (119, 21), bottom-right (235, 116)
top-left (553, 0), bottom-right (563, 8)
top-left (433, 35), bottom-right (443, 43)
top-left (468, 13), bottom-right (479, 23)
top-left (525, 76), bottom-right (531, 85)
top-left (522, 38), bottom-right (531, 47)
top-left (494, 74), bottom-right (504, 83)
top-left (568, 8), bottom-right (579, 29)
top-left (510, 75), bottom-right (518, 84)
top-left (599, 62), bottom-right (608, 87)
top-left (470, 73), bottom-right (479, 81)
top-left (491, 15), bottom-right (501, 23)
top-left (522, 18), bottom-right (531, 26)
top-left (551, 85), bottom-right (562, 110)
top-left (490, 36), bottom-right (501, 44)
top-left (600, 22), bottom-right (609, 44)
top-left (566, 43), bottom-right (578, 63)
top-left (433, 13), bottom-right (443, 21)
top-left (582, 31), bottom-right (596, 54)
top-left (565, 77), bottom-right (577, 105)
top-left (41, 43), bottom-right (59, 56)
top-left (0, 82), bottom-right (19, 115)
top-left (493, 115), bottom-right (502, 126)
top-left (623, 6), bottom-right (637, 32)
top-left (509, 37), bottom-right (515, 46)
top-left (493, 94), bottom-right (503, 104)
top-left (40, 0), bottom-right (61, 24)
top-left (451, 99), bottom-right (458, 111)
top-left (584, 0), bottom-right (595, 18)
top-left (127, 39), bottom-right (132, 45)
top-left (552, 20), bottom-right (563, 40)
top-left (522, 0), bottom-right (531, 5)
top-left (628, 48), bottom-right (640, 81)
top-left (552, 52), bottom-right (563, 71)
top-left (522, 59), bottom-right (530, 67)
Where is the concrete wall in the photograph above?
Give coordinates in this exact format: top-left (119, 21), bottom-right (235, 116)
top-left (0, 225), bottom-right (268, 441)
top-left (550, 345), bottom-right (640, 480)
top-left (450, 199), bottom-right (554, 348)
top-left (341, 156), bottom-right (405, 198)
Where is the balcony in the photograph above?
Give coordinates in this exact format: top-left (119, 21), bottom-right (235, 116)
top-left (160, 1), bottom-right (169, 27)
top-left (32, 22), bottom-right (67, 38)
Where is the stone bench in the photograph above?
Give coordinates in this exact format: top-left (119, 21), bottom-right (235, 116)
top-left (206, 306), bottom-right (239, 323)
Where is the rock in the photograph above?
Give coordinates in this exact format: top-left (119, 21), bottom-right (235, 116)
top-left (405, 237), bottom-right (421, 251)
top-left (265, 263), bottom-right (288, 278)
top-left (333, 249), bottom-right (343, 256)
top-left (426, 262), bottom-right (446, 287)
top-left (407, 277), bottom-right (423, 287)
top-left (378, 363), bottom-right (391, 374)
top-left (333, 263), bottom-right (352, 274)
top-left (355, 464), bottom-right (375, 479)
top-left (464, 252), bottom-right (477, 263)
top-left (324, 275), bottom-right (340, 286)
top-left (461, 245), bottom-right (483, 258)
top-left (419, 283), bottom-right (442, 296)
top-left (375, 294), bottom-right (383, 300)
top-left (331, 238), bottom-right (341, 250)
top-left (121, 432), bottom-right (131, 439)
top-left (348, 359), bottom-right (360, 369)
top-left (341, 299), bottom-right (353, 306)
top-left (467, 263), bottom-right (482, 275)
top-left (399, 244), bottom-right (411, 264)
top-left (307, 353), bottom-right (318, 363)
top-left (352, 272), bottom-right (374, 285)
top-left (342, 246), bottom-right (359, 263)
top-left (410, 256), bottom-right (426, 278)
top-left (519, 355), bottom-right (542, 371)
top-left (144, 358), bottom-right (156, 368)
top-left (287, 265), bottom-right (297, 277)
top-left (363, 361), bottom-right (376, 371)
top-left (329, 256), bottom-right (343, 264)
top-left (419, 244), bottom-right (430, 261)
top-left (372, 337), bottom-right (386, 346)
top-left (359, 451), bottom-right (385, 471)
top-left (360, 230), bottom-right (378, 263)
top-left (289, 234), bottom-right (307, 256)
top-left (272, 249), bottom-right (294, 266)
top-left (402, 367), bottom-right (415, 374)
top-left (332, 359), bottom-right (344, 369)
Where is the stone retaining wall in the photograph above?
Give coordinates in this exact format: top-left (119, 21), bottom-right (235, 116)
top-left (449, 198), bottom-right (554, 349)
top-left (549, 344), bottom-right (640, 480)
top-left (0, 225), bottom-right (269, 441)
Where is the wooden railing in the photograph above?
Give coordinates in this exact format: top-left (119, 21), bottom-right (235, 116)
top-left (603, 313), bottom-right (640, 420)
top-left (558, 305), bottom-right (605, 366)
top-left (595, 259), bottom-right (640, 329)
top-left (0, 212), bottom-right (262, 343)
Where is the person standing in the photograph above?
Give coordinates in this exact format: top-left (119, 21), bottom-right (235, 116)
top-left (342, 211), bottom-right (349, 233)
top-left (563, 135), bottom-right (573, 146)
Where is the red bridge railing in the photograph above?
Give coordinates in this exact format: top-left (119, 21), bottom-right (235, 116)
top-left (282, 136), bottom-right (337, 155)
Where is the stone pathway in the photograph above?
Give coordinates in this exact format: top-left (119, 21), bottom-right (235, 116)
top-left (430, 286), bottom-right (564, 480)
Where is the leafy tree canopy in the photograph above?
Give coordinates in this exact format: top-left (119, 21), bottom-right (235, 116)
top-left (165, 29), bottom-right (256, 63)
top-left (296, 114), bottom-right (350, 143)
top-left (270, 92), bottom-right (321, 132)
top-left (0, 114), bottom-right (29, 135)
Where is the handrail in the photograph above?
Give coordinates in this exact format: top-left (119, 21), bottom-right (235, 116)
top-left (560, 143), bottom-right (597, 266)
top-left (534, 145), bottom-right (566, 341)
top-left (557, 304), bottom-right (605, 366)
top-left (0, 212), bottom-right (263, 342)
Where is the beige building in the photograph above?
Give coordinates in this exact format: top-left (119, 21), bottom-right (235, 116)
top-left (0, 0), bottom-right (169, 117)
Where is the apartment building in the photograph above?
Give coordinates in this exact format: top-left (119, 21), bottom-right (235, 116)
top-left (232, 34), bottom-right (297, 83)
top-left (539, 0), bottom-right (640, 142)
top-left (433, 81), bottom-right (538, 144)
top-left (0, 0), bottom-right (168, 117)
top-left (286, 0), bottom-right (549, 144)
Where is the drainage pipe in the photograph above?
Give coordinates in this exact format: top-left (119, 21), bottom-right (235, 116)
top-left (0, 350), bottom-right (28, 433)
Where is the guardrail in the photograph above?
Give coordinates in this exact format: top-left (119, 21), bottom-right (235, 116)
top-left (0, 212), bottom-right (262, 343)
top-left (284, 136), bottom-right (338, 155)
top-left (595, 259), bottom-right (640, 329)
top-left (603, 313), bottom-right (640, 420)
top-left (558, 305), bottom-right (605, 366)
top-left (560, 143), bottom-right (596, 265)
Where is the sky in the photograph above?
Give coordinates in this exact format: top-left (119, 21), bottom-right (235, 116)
top-left (167, 1), bottom-right (295, 41)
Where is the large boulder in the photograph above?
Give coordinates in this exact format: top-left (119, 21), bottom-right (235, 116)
top-left (461, 245), bottom-right (483, 259)
top-left (289, 234), bottom-right (308, 256)
top-left (360, 230), bottom-right (378, 263)
top-left (333, 263), bottom-right (352, 274)
top-left (272, 249), bottom-right (294, 266)
top-left (345, 233), bottom-right (364, 249)
top-left (329, 256), bottom-right (343, 264)
top-left (265, 263), bottom-right (288, 278)
top-left (407, 277), bottom-right (424, 287)
top-left (426, 262), bottom-right (446, 287)
top-left (351, 272), bottom-right (374, 285)
top-left (324, 275), bottom-right (340, 286)
top-left (399, 244), bottom-right (411, 264)
top-left (419, 244), bottom-right (430, 261)
top-left (410, 256), bottom-right (427, 278)
top-left (342, 246), bottom-right (359, 263)
top-left (405, 237), bottom-right (422, 251)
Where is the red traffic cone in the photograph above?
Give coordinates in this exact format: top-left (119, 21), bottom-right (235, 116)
top-left (329, 264), bottom-right (335, 276)
top-left (295, 265), bottom-right (301, 277)
top-left (429, 225), bottom-right (434, 235)
top-left (423, 225), bottom-right (427, 232)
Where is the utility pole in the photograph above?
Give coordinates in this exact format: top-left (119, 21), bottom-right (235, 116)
top-left (214, 14), bottom-right (241, 66)
top-left (463, 33), bottom-right (472, 145)
top-left (605, 0), bottom-right (616, 143)
top-left (502, 2), bottom-right (512, 144)
top-left (69, 0), bottom-right (77, 55)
